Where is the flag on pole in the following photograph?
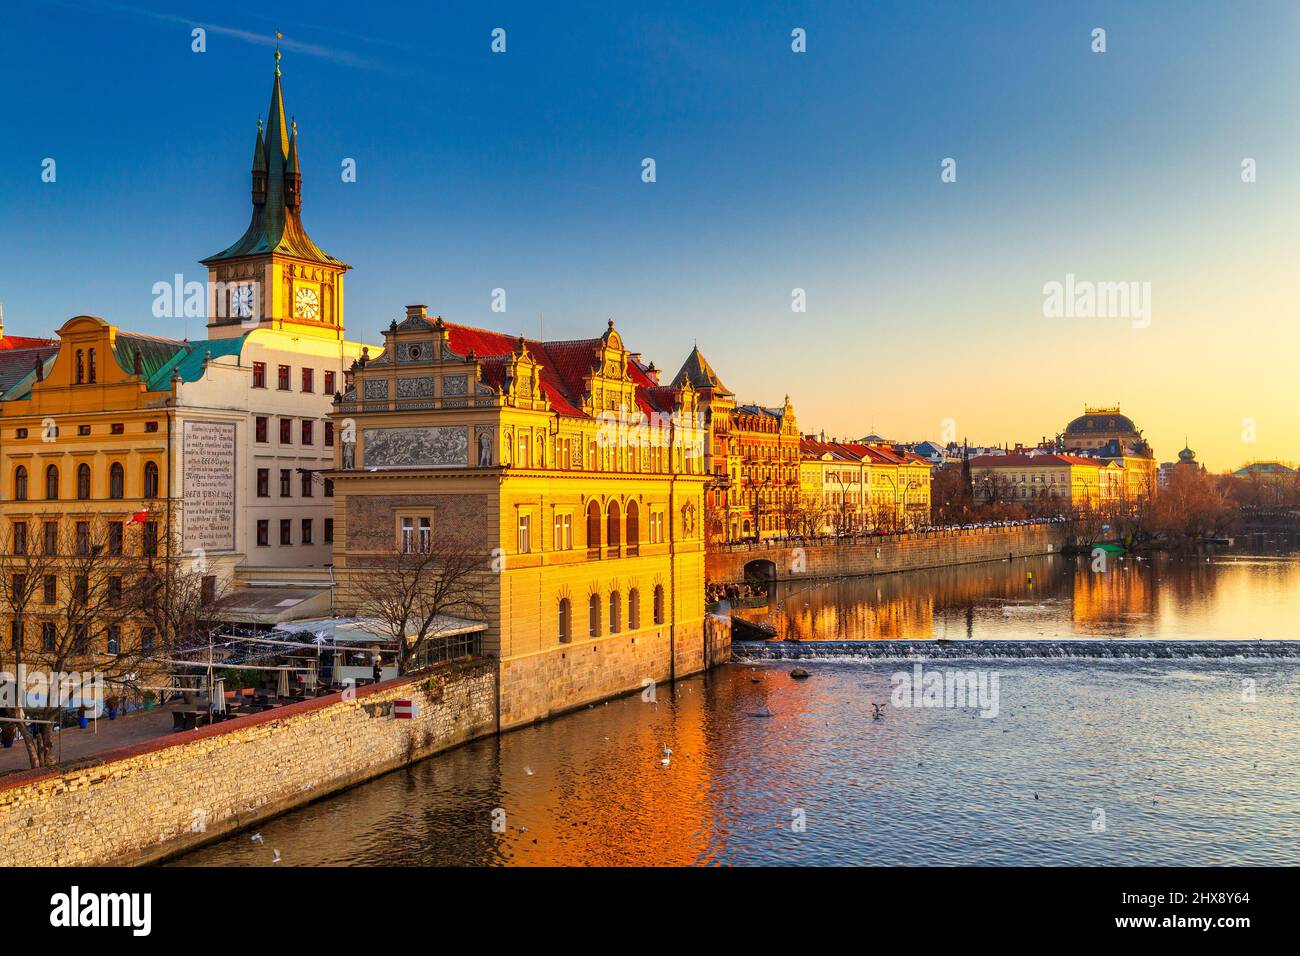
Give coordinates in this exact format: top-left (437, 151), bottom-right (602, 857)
top-left (127, 505), bottom-right (150, 525)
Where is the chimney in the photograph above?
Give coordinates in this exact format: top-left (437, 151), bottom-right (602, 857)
top-left (405, 304), bottom-right (427, 320)
top-left (644, 361), bottom-right (660, 384)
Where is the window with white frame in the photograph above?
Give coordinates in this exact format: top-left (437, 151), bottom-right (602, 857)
top-left (553, 512), bottom-right (572, 550)
top-left (517, 514), bottom-right (532, 554)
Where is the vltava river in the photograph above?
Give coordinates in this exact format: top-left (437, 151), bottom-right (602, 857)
top-left (173, 553), bottom-right (1300, 866)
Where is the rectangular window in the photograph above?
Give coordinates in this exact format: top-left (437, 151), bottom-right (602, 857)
top-left (280, 519), bottom-right (292, 546)
top-left (42, 621), bottom-right (56, 652)
top-left (253, 362), bottom-right (267, 388)
top-left (42, 575), bottom-right (56, 605)
top-left (77, 425), bottom-right (91, 436)
top-left (110, 423), bottom-right (124, 435)
top-left (277, 365), bottom-right (291, 390)
top-left (324, 518), bottom-right (334, 544)
top-left (301, 367), bottom-right (314, 393)
top-left (324, 421), bottom-right (335, 447)
top-left (300, 470), bottom-right (313, 497)
top-left (256, 520), bottom-right (269, 547)
top-left (142, 522), bottom-right (158, 557)
top-left (12, 522), bottom-right (27, 555)
top-left (255, 416), bottom-right (268, 442)
top-left (107, 522), bottom-right (123, 555)
top-left (145, 421), bottom-right (158, 433)
top-left (107, 576), bottom-right (122, 607)
top-left (106, 625), bottom-right (121, 656)
top-left (324, 371), bottom-right (336, 395)
top-left (75, 521), bottom-right (90, 555)
top-left (201, 576), bottom-right (216, 606)
top-left (279, 418), bottom-right (292, 444)
top-left (553, 513), bottom-right (572, 550)
top-left (400, 517), bottom-right (432, 554)
top-left (15, 428), bottom-right (27, 439)
top-left (324, 478), bottom-right (334, 498)
top-left (301, 420), bottom-right (314, 446)
top-left (517, 514), bottom-right (532, 554)
top-left (301, 518), bottom-right (313, 544)
top-left (279, 469), bottom-right (291, 497)
top-left (141, 627), bottom-right (156, 654)
top-left (257, 468), bottom-right (270, 497)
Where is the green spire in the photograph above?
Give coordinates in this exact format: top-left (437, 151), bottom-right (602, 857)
top-left (201, 49), bottom-right (345, 268)
top-left (287, 118), bottom-right (300, 173)
top-left (251, 116), bottom-right (267, 173)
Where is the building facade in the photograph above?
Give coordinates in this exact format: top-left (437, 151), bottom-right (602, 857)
top-left (328, 310), bottom-right (714, 728)
top-left (0, 57), bottom-right (374, 665)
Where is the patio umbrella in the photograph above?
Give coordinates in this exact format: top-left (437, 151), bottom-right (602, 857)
top-left (276, 667), bottom-right (289, 698)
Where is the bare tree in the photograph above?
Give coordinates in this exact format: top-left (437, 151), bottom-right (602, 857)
top-left (0, 516), bottom-right (154, 769)
top-left (352, 532), bottom-right (490, 674)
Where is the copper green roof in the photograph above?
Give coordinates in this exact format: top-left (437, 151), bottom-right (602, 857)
top-left (201, 63), bottom-right (345, 268)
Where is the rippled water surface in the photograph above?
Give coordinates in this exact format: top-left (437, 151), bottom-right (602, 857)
top-left (175, 657), bottom-right (1300, 866)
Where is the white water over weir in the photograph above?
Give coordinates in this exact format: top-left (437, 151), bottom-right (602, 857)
top-left (732, 639), bottom-right (1300, 660)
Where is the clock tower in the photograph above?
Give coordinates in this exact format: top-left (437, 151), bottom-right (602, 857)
top-left (201, 49), bottom-right (349, 341)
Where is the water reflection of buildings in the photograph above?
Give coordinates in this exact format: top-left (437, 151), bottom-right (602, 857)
top-left (767, 557), bottom-right (1074, 641)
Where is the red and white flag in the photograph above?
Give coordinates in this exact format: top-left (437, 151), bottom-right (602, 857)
top-left (127, 506), bottom-right (151, 525)
top-left (392, 699), bottom-right (418, 720)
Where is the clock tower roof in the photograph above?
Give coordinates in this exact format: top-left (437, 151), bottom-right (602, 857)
top-left (201, 54), bottom-right (346, 270)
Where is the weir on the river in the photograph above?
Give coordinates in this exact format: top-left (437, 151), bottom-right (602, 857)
top-left (733, 639), bottom-right (1300, 660)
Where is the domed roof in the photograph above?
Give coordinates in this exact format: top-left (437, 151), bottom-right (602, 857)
top-left (1178, 443), bottom-right (1196, 463)
top-left (1064, 407), bottom-right (1137, 436)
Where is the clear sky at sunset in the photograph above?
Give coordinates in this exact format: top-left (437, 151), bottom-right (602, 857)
top-left (2, 0), bottom-right (1298, 470)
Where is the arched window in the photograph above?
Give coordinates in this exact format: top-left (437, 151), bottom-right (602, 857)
top-left (75, 349), bottom-right (85, 384)
top-left (586, 500), bottom-right (602, 558)
top-left (607, 500), bottom-right (621, 554)
top-left (609, 591), bottom-right (621, 634)
top-left (558, 598), bottom-right (571, 644)
top-left (87, 349), bottom-right (97, 384)
top-left (14, 466), bottom-right (27, 501)
top-left (653, 584), bottom-right (665, 625)
top-left (629, 589), bottom-right (640, 630)
top-left (109, 462), bottom-right (124, 499)
top-left (44, 465), bottom-right (59, 500)
top-left (143, 461), bottom-right (159, 499)
top-left (626, 500), bottom-right (640, 555)
top-left (588, 594), bottom-right (601, 638)
top-left (76, 463), bottom-right (91, 500)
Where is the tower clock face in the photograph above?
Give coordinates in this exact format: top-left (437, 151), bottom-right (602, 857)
top-left (231, 284), bottom-right (256, 319)
top-left (294, 286), bottom-right (320, 320)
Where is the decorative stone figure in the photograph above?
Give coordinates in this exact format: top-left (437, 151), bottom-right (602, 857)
top-left (477, 427), bottom-right (493, 467)
top-left (342, 439), bottom-right (356, 470)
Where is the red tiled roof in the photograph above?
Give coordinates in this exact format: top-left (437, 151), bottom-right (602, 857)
top-left (969, 453), bottom-right (1100, 468)
top-left (443, 322), bottom-right (683, 421)
top-left (0, 335), bottom-right (56, 352)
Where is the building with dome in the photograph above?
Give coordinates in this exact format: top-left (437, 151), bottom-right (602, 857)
top-left (1061, 405), bottom-right (1157, 504)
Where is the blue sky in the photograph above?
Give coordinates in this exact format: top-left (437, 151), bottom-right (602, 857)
top-left (3, 0), bottom-right (1299, 468)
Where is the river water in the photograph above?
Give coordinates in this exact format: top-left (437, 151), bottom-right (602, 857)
top-left (174, 553), bottom-right (1300, 866)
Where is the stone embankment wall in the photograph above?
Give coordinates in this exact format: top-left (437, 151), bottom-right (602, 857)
top-left (498, 614), bottom-right (730, 730)
top-left (0, 660), bottom-right (497, 866)
top-left (706, 525), bottom-right (1070, 584)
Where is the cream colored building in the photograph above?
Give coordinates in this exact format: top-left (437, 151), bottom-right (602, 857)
top-left (329, 309), bottom-right (715, 728)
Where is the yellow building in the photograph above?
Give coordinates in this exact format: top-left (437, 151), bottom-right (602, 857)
top-left (329, 308), bottom-right (715, 729)
top-left (1061, 405), bottom-right (1157, 504)
top-left (798, 437), bottom-right (933, 532)
top-left (969, 452), bottom-right (1110, 510)
top-left (0, 55), bottom-right (374, 672)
